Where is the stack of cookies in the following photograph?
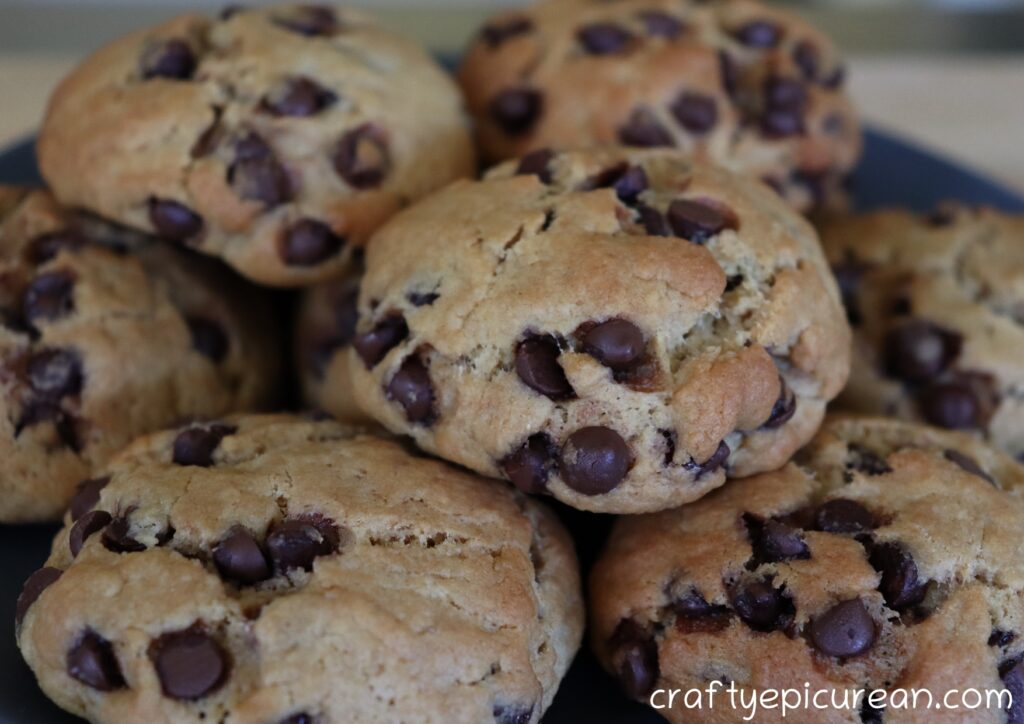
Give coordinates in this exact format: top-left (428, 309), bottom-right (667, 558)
top-left (9, 3), bottom-right (1024, 723)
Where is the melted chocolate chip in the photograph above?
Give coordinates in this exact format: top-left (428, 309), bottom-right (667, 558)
top-left (70, 476), bottom-right (110, 522)
top-left (560, 426), bottom-right (632, 495)
top-left (67, 631), bottom-right (125, 691)
top-left (407, 290), bottom-right (439, 307)
top-left (501, 433), bottom-right (557, 495)
top-left (673, 589), bottom-right (731, 633)
top-left (229, 133), bottom-right (292, 207)
top-left (760, 77), bottom-right (807, 138)
top-left (692, 440), bottom-right (731, 478)
top-left (618, 108), bottom-right (673, 148)
top-left (213, 526), bottom-right (271, 584)
top-left (15, 567), bottom-right (62, 626)
top-left (918, 374), bottom-right (995, 431)
top-left (809, 598), bottom-right (876, 658)
top-left (667, 199), bottom-right (733, 244)
top-left (815, 499), bottom-right (875, 534)
top-left (334, 124), bottom-right (390, 189)
top-left (280, 219), bottom-right (346, 267)
top-left (869, 542), bottom-right (926, 610)
top-left (27, 348), bottom-right (82, 399)
top-left (272, 5), bottom-right (339, 36)
top-left (23, 271), bottom-right (75, 326)
top-left (582, 319), bottom-right (645, 372)
top-left (943, 449), bottom-right (995, 485)
top-left (186, 317), bottom-right (229, 363)
top-left (150, 628), bottom-right (229, 700)
top-left (101, 516), bottom-right (146, 553)
top-left (745, 514), bottom-right (809, 563)
top-left (262, 76), bottom-right (337, 117)
top-left (266, 517), bottom-right (340, 573)
top-left (28, 229), bottom-right (86, 264)
top-left (149, 198), bottom-right (203, 242)
top-left (493, 704), bottom-right (533, 724)
top-left (353, 315), bottom-right (408, 368)
top-left (729, 577), bottom-right (793, 632)
top-left (763, 377), bottom-right (796, 428)
top-left (172, 423), bottom-right (236, 467)
top-left (516, 149), bottom-right (555, 183)
top-left (577, 22), bottom-right (632, 55)
top-left (884, 320), bottom-right (962, 382)
top-left (490, 89), bottom-right (543, 136)
top-left (69, 510), bottom-right (112, 557)
top-left (733, 20), bottom-right (782, 48)
top-left (990, 629), bottom-right (1016, 648)
top-left (670, 92), bottom-right (718, 134)
top-left (141, 39), bottom-right (196, 80)
top-left (515, 335), bottom-right (573, 400)
top-left (1002, 659), bottom-right (1024, 724)
top-left (793, 41), bottom-right (820, 81)
top-left (846, 444), bottom-right (892, 477)
top-left (386, 355), bottom-right (435, 424)
top-left (481, 17), bottom-right (533, 47)
top-left (637, 204), bottom-right (670, 236)
top-left (279, 715), bottom-right (314, 724)
top-left (610, 619), bottom-right (659, 700)
top-left (640, 11), bottom-right (684, 39)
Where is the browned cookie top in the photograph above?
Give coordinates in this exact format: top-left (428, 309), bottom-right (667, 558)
top-left (0, 187), bottom-right (278, 523)
top-left (459, 0), bottom-right (861, 214)
top-left (591, 415), bottom-right (1024, 723)
top-left (38, 4), bottom-right (475, 287)
top-left (16, 415), bottom-right (583, 723)
top-left (349, 147), bottom-right (850, 513)
top-left (821, 206), bottom-right (1024, 460)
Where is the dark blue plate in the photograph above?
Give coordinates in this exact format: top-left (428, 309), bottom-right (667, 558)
top-left (1, 129), bottom-right (1022, 724)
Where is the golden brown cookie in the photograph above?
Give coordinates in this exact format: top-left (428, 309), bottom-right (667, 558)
top-left (15, 414), bottom-right (583, 723)
top-left (349, 147), bottom-right (850, 513)
top-left (0, 187), bottom-right (278, 522)
top-left (458, 0), bottom-right (861, 213)
top-left (38, 4), bottom-right (475, 287)
top-left (591, 415), bottom-right (1024, 722)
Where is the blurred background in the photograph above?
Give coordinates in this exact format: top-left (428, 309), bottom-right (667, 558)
top-left (1, 0), bottom-right (1023, 189)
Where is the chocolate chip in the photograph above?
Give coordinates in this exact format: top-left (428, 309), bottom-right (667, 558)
top-left (272, 5), bottom-right (338, 36)
top-left (719, 51), bottom-right (738, 98)
top-left (481, 17), bottom-right (533, 47)
top-left (693, 440), bottom-right (731, 478)
top-left (213, 526), bottom-right (271, 584)
top-left (815, 499), bottom-right (875, 534)
top-left (151, 628), bottom-right (229, 700)
top-left (846, 444), bottom-right (892, 477)
top-left (501, 433), bottom-right (557, 494)
top-left (670, 92), bottom-right (718, 134)
top-left (1002, 659), bottom-right (1024, 724)
top-left (729, 577), bottom-right (793, 632)
top-left (760, 77), bottom-right (806, 138)
top-left (69, 510), bottom-right (112, 557)
top-left (869, 542), bottom-right (926, 610)
top-left (609, 165), bottom-right (648, 205)
top-left (637, 204), bottom-right (670, 236)
top-left (27, 348), bottom-right (82, 399)
top-left (334, 124), bottom-right (390, 189)
top-left (149, 199), bottom-right (203, 242)
top-left (407, 291), bottom-right (439, 307)
top-left (493, 704), bottom-right (533, 724)
top-left (577, 22), bottom-right (632, 55)
top-left (70, 476), bottom-right (110, 521)
top-left (353, 315), bottom-right (408, 368)
top-left (919, 375), bottom-right (993, 430)
top-left (15, 567), bottom-right (61, 626)
top-left (67, 631), bottom-right (125, 691)
top-left (28, 229), bottom-right (86, 264)
top-left (746, 515), bottom-right (809, 563)
top-left (831, 257), bottom-right (871, 325)
top-left (280, 219), bottom-right (346, 267)
top-left (618, 108), bottom-right (673, 148)
top-left (490, 89), bottom-right (543, 136)
top-left (560, 427), bottom-right (632, 495)
top-left (516, 149), bottom-right (555, 183)
top-left (610, 619), bottom-right (658, 700)
top-left (141, 39), bottom-right (196, 80)
top-left (14, 401), bottom-right (81, 450)
top-left (640, 11), bottom-right (683, 39)
top-left (990, 629), bottom-right (1016, 648)
top-left (22, 270), bottom-right (75, 326)
top-left (386, 355), bottom-right (435, 424)
top-left (172, 423), bottom-right (236, 467)
top-left (809, 598), bottom-right (876, 658)
top-left (279, 715), bottom-right (314, 724)
top-left (186, 317), bottom-right (229, 363)
top-left (763, 377), bottom-right (797, 428)
top-left (266, 517), bottom-right (340, 573)
top-left (673, 589), bottom-right (731, 633)
top-left (861, 699), bottom-right (885, 724)
top-left (582, 319), bottom-right (645, 371)
top-left (884, 320), bottom-right (962, 382)
top-left (262, 76), bottom-right (337, 117)
top-left (733, 20), bottom-right (782, 48)
top-left (101, 516), bottom-right (146, 553)
top-left (824, 65), bottom-right (846, 89)
top-left (943, 449), bottom-right (995, 485)
top-left (793, 41), bottom-right (819, 81)
top-left (667, 199), bottom-right (733, 244)
top-left (229, 133), bottom-right (292, 207)
top-left (514, 335), bottom-right (573, 400)
top-left (765, 77), bottom-right (806, 110)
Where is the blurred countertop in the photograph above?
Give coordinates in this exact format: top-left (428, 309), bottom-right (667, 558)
top-left (0, 3), bottom-right (1022, 194)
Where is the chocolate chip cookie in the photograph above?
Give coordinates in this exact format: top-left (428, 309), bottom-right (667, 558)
top-left (294, 260), bottom-right (365, 422)
top-left (348, 148), bottom-right (850, 513)
top-left (821, 206), bottom-right (1024, 459)
top-left (38, 4), bottom-right (475, 287)
top-left (0, 187), bottom-right (278, 523)
top-left (16, 414), bottom-right (582, 723)
top-left (458, 0), bottom-right (860, 213)
top-left (591, 415), bottom-right (1024, 722)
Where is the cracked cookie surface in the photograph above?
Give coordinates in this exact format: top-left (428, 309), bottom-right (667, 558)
top-left (349, 147), bottom-right (850, 513)
top-left (0, 187), bottom-right (278, 523)
top-left (16, 414), bottom-right (583, 723)
top-left (820, 206), bottom-right (1024, 460)
top-left (37, 3), bottom-right (475, 287)
top-left (590, 415), bottom-right (1024, 723)
top-left (458, 0), bottom-right (861, 213)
